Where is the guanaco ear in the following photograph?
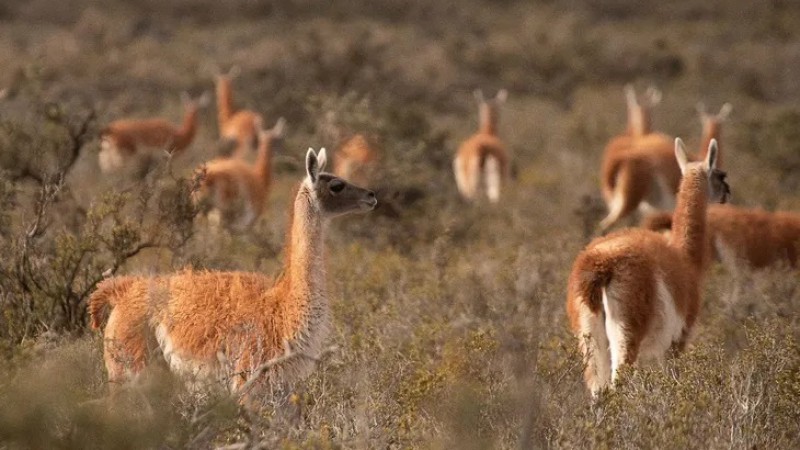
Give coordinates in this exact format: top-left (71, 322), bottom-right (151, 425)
top-left (624, 84), bottom-right (637, 107)
top-left (474, 89), bottom-right (485, 103)
top-left (644, 86), bottom-right (661, 106)
top-left (674, 138), bottom-right (689, 174)
top-left (317, 148), bottom-right (328, 172)
top-left (272, 117), bottom-right (286, 138)
top-left (196, 92), bottom-right (211, 108)
top-left (306, 148), bottom-right (320, 183)
top-left (704, 139), bottom-right (719, 171)
top-left (696, 102), bottom-right (708, 118)
top-left (495, 89), bottom-right (508, 104)
top-left (717, 103), bottom-right (732, 121)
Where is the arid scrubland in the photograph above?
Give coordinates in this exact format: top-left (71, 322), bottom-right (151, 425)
top-left (0, 1), bottom-right (799, 448)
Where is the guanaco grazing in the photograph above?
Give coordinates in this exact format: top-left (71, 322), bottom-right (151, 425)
top-left (215, 66), bottom-right (264, 158)
top-left (99, 92), bottom-right (209, 174)
top-left (88, 148), bottom-right (377, 398)
top-left (194, 118), bottom-right (285, 230)
top-left (641, 205), bottom-right (800, 271)
top-left (453, 89), bottom-right (509, 203)
top-left (333, 133), bottom-right (378, 187)
top-left (567, 139), bottom-right (730, 396)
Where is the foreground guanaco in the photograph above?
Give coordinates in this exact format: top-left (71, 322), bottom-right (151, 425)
top-left (453, 89), bottom-right (509, 203)
top-left (641, 205), bottom-right (800, 271)
top-left (99, 92), bottom-right (209, 174)
top-left (89, 148), bottom-right (377, 399)
top-left (215, 66), bottom-right (264, 158)
top-left (194, 118), bottom-right (285, 230)
top-left (333, 133), bottom-right (378, 187)
top-left (568, 139), bottom-right (730, 396)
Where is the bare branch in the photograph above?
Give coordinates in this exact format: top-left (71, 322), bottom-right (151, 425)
top-left (235, 345), bottom-right (339, 399)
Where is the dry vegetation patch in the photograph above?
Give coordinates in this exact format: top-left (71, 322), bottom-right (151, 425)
top-left (0, 0), bottom-right (799, 447)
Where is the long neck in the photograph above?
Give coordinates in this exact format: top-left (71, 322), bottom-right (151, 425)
top-left (627, 106), bottom-right (651, 136)
top-left (254, 137), bottom-right (274, 187)
top-left (669, 170), bottom-right (708, 269)
top-left (216, 77), bottom-right (234, 127)
top-left (279, 185), bottom-right (326, 310)
top-left (478, 104), bottom-right (497, 135)
top-left (699, 120), bottom-right (721, 167)
top-left (174, 106), bottom-right (198, 150)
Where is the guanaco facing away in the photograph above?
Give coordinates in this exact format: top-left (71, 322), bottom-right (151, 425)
top-left (453, 89), bottom-right (509, 203)
top-left (333, 133), bottom-right (378, 187)
top-left (568, 139), bottom-right (730, 396)
top-left (598, 85), bottom-right (674, 234)
top-left (194, 118), bottom-right (286, 231)
top-left (598, 99), bottom-right (732, 234)
top-left (88, 148), bottom-right (377, 401)
top-left (641, 205), bottom-right (800, 272)
top-left (99, 92), bottom-right (210, 175)
top-left (215, 66), bottom-right (264, 159)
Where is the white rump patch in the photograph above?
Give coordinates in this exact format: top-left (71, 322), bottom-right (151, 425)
top-left (639, 276), bottom-right (685, 363)
top-left (600, 182), bottom-right (626, 231)
top-left (578, 300), bottom-right (611, 395)
top-left (98, 141), bottom-right (123, 173)
top-left (155, 323), bottom-right (214, 383)
top-left (484, 156), bottom-right (501, 202)
top-left (453, 154), bottom-right (474, 200)
top-left (602, 285), bottom-right (628, 383)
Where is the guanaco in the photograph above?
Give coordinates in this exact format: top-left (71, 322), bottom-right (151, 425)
top-left (598, 85), bottom-right (676, 233)
top-left (99, 92), bottom-right (209, 174)
top-left (215, 66), bottom-right (264, 158)
top-left (453, 89), bottom-right (509, 203)
top-left (642, 205), bottom-right (799, 271)
top-left (333, 133), bottom-right (378, 187)
top-left (194, 118), bottom-right (285, 230)
top-left (598, 98), bottom-right (732, 234)
top-left (88, 148), bottom-right (377, 399)
top-left (568, 139), bottom-right (730, 395)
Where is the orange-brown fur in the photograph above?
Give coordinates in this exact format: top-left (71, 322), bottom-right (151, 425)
top-left (195, 118), bottom-right (285, 230)
top-left (599, 85), bottom-right (663, 205)
top-left (333, 134), bottom-right (378, 186)
top-left (568, 139), bottom-right (729, 395)
top-left (99, 93), bottom-right (207, 174)
top-left (453, 89), bottom-right (510, 203)
top-left (599, 98), bottom-right (731, 234)
top-left (88, 149), bottom-right (377, 398)
top-left (642, 205), bottom-right (800, 270)
top-left (216, 68), bottom-right (264, 158)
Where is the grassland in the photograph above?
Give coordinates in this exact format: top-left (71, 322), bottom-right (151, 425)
top-left (0, 0), bottom-right (799, 448)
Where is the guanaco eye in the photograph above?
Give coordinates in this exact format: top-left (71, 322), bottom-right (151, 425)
top-left (329, 179), bottom-right (345, 193)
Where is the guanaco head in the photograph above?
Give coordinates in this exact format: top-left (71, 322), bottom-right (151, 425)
top-left (305, 148), bottom-right (377, 217)
top-left (181, 91), bottom-right (211, 113)
top-left (696, 102), bottom-right (732, 141)
top-left (696, 102), bottom-right (732, 126)
top-left (474, 89), bottom-right (507, 135)
top-left (214, 65), bottom-right (241, 84)
top-left (624, 84), bottom-right (661, 136)
top-left (675, 138), bottom-right (730, 204)
top-left (258, 117), bottom-right (286, 152)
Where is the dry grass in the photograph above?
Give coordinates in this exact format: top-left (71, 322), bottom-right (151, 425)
top-left (0, 0), bottom-right (799, 448)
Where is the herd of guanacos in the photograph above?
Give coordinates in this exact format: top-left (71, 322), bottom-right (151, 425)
top-left (85, 67), bottom-right (798, 399)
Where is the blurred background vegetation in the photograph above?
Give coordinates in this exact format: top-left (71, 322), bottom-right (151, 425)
top-left (0, 0), bottom-right (799, 448)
